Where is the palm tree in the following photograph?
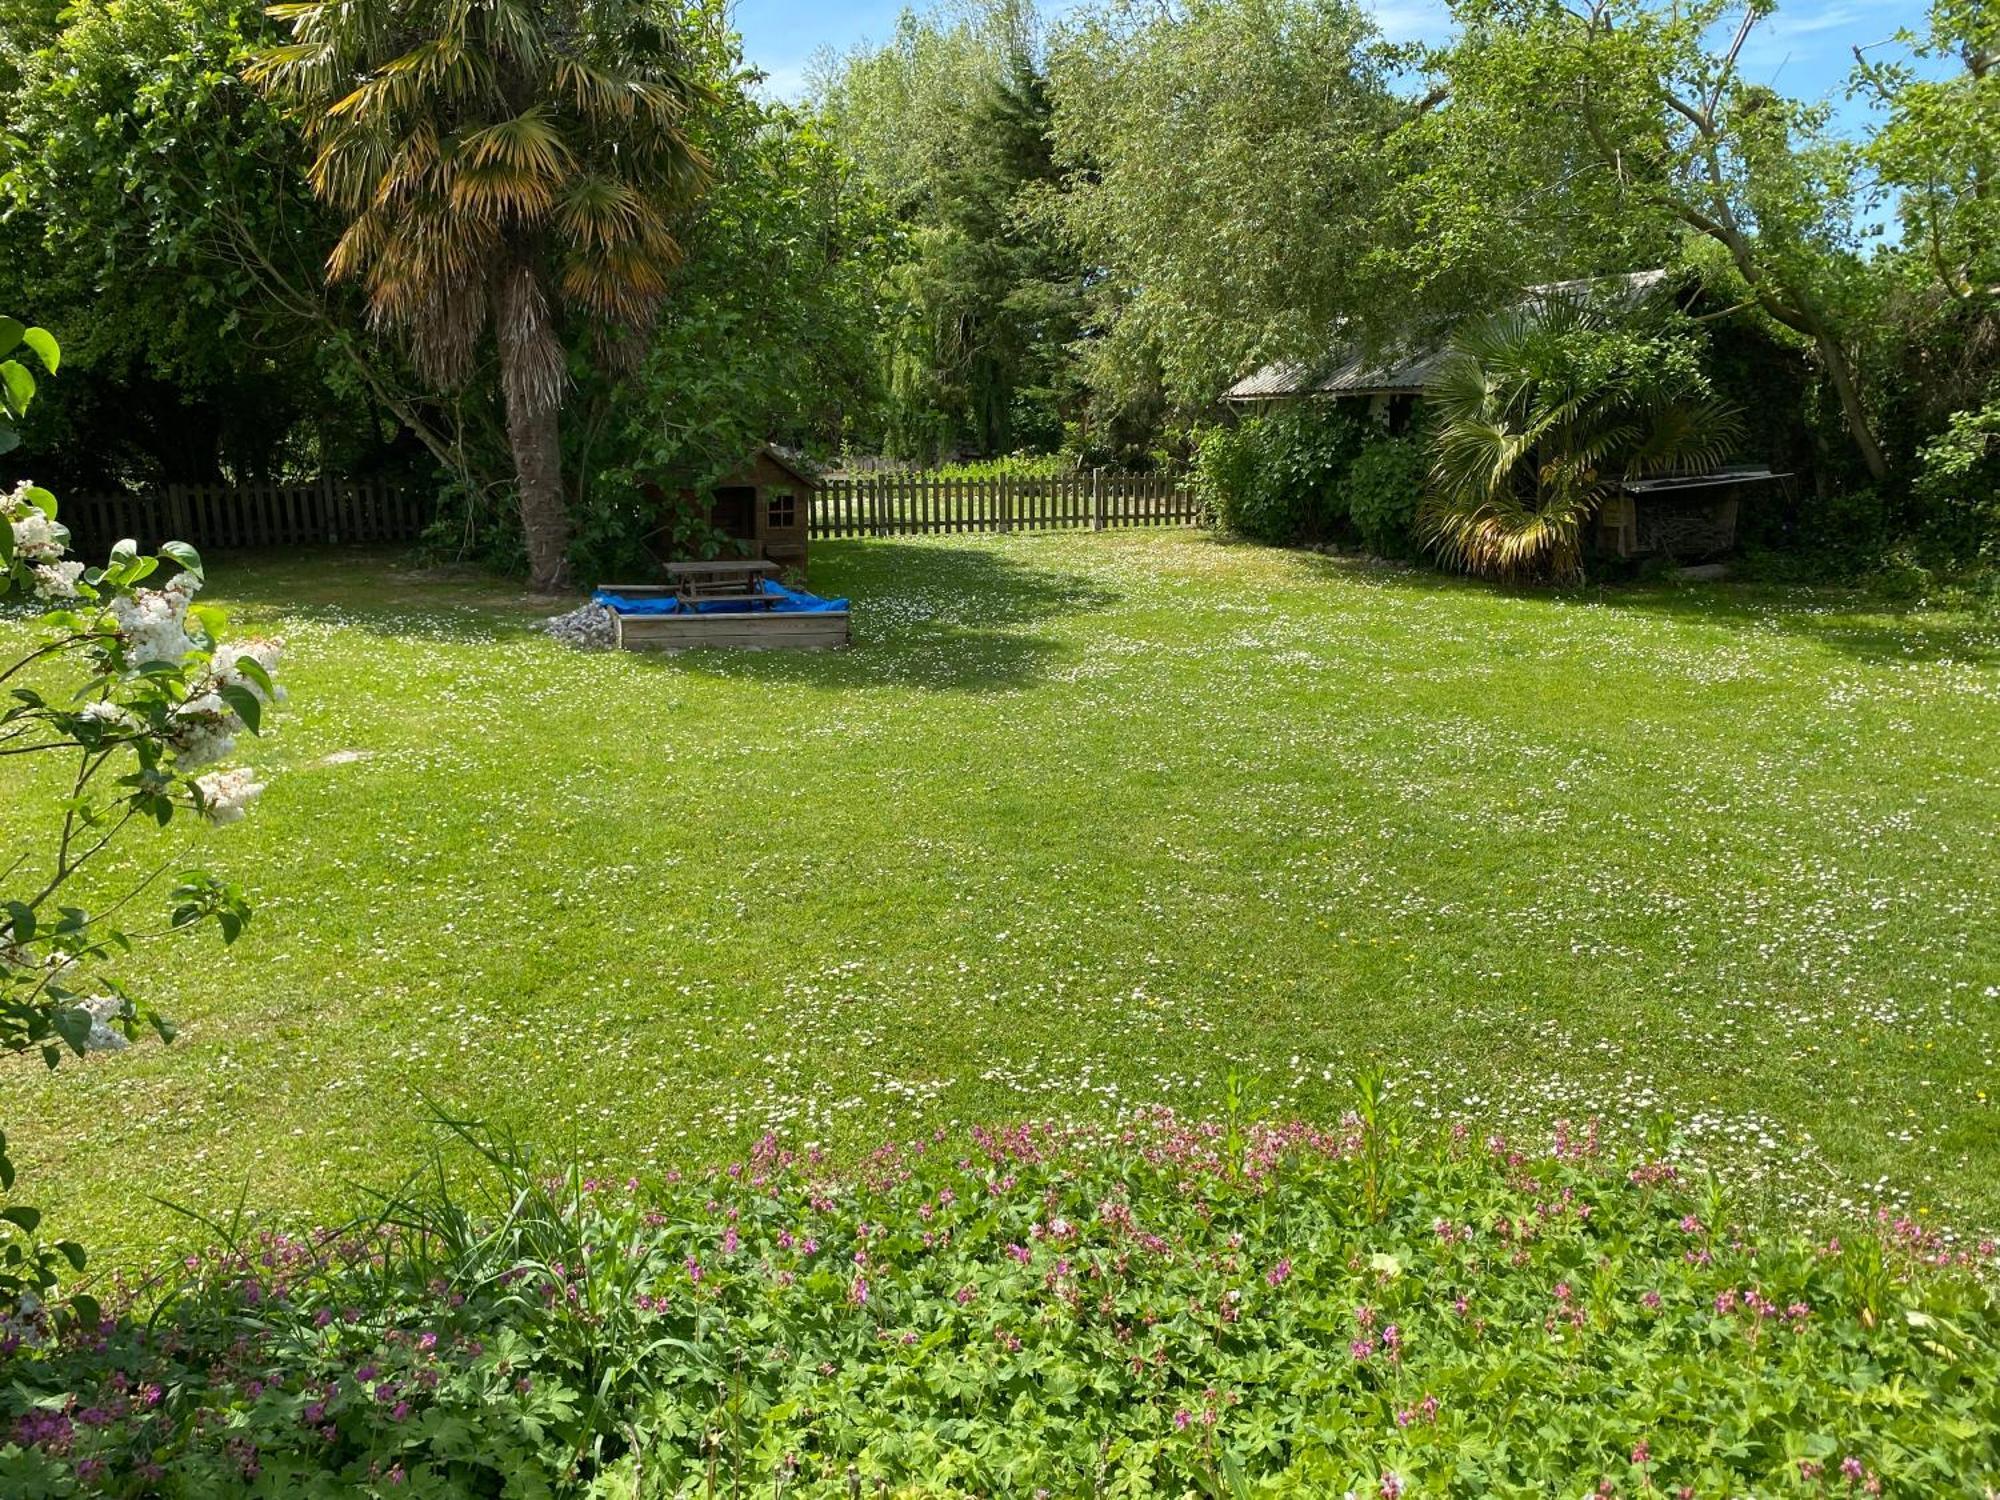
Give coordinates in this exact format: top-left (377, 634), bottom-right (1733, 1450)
top-left (248, 0), bottom-right (711, 591)
top-left (1419, 294), bottom-right (1743, 584)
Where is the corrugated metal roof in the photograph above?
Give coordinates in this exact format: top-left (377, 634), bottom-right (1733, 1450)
top-left (1223, 271), bottom-right (1675, 404)
top-left (1620, 465), bottom-right (1791, 495)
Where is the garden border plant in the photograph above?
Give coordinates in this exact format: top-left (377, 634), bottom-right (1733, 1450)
top-left (1, 315), bottom-right (285, 1324)
top-left (0, 1090), bottom-right (1995, 1496)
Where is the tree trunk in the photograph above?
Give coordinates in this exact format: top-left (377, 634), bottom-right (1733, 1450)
top-left (494, 262), bottom-right (571, 592)
top-left (1810, 328), bottom-right (1890, 484)
top-left (504, 387), bottom-right (569, 592)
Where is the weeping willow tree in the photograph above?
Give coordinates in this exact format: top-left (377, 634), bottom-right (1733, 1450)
top-left (247, 0), bottom-right (713, 589)
top-left (1420, 293), bottom-right (1743, 584)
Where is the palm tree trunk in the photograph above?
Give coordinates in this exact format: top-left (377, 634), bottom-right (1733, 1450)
top-left (495, 261), bottom-right (571, 592)
top-left (505, 392), bottom-right (569, 592)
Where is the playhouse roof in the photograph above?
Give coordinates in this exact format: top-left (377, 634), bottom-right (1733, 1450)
top-left (753, 444), bottom-right (825, 490)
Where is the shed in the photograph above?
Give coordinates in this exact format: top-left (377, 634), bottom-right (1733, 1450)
top-left (645, 446), bottom-right (820, 571)
top-left (1221, 272), bottom-right (1677, 433)
top-left (1595, 466), bottom-right (1792, 561)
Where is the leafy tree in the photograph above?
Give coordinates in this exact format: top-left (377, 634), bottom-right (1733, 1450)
top-left (1854, 0), bottom-right (2000, 309)
top-left (572, 81), bottom-right (893, 578)
top-left (816, 0), bottom-right (1082, 459)
top-left (0, 0), bottom-right (390, 491)
top-left (1432, 0), bottom-right (1888, 481)
top-left (248, 0), bottom-right (716, 591)
top-left (1047, 0), bottom-right (1407, 413)
top-left (1419, 292), bottom-right (1741, 583)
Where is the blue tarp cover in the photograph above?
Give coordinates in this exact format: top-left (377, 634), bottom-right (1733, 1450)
top-left (595, 580), bottom-right (850, 616)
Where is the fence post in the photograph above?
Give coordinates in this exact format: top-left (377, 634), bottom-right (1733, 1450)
top-left (999, 473), bottom-right (1012, 535)
top-left (1092, 469), bottom-right (1105, 532)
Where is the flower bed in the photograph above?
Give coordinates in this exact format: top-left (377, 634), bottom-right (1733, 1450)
top-left (3, 1105), bottom-right (1997, 1497)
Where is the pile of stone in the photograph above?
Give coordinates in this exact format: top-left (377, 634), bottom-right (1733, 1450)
top-left (537, 602), bottom-right (617, 651)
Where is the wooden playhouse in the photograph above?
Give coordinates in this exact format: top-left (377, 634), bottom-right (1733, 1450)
top-left (643, 445), bottom-right (819, 571)
top-left (607, 448), bottom-right (847, 651)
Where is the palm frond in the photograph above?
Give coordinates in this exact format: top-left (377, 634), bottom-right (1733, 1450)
top-left (458, 109), bottom-right (572, 183)
top-left (1419, 291), bottom-right (1739, 584)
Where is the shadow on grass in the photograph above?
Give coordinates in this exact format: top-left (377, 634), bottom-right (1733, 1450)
top-left (1280, 547), bottom-right (2000, 668)
top-left (659, 539), bottom-right (1125, 694)
top-left (1591, 583), bottom-right (2000, 668)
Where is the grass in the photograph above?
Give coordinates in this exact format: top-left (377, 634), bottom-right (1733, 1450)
top-left (2, 532), bottom-right (1996, 1263)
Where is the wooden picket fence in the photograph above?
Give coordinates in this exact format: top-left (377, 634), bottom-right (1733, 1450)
top-left (812, 471), bottom-right (1200, 539)
top-left (61, 479), bottom-right (426, 556)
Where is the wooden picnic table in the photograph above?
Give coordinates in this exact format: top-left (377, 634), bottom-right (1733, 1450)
top-left (600, 559), bottom-right (782, 608)
top-left (662, 559), bottom-right (778, 580)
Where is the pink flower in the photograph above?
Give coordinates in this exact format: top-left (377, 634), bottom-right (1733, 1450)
top-left (1380, 1472), bottom-right (1402, 1500)
top-left (1266, 1259), bottom-right (1292, 1286)
top-left (1173, 1408), bottom-right (1192, 1431)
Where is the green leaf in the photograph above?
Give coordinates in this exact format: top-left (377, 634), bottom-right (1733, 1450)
top-left (55, 1242), bottom-right (86, 1272)
top-left (20, 326), bottom-right (59, 374)
top-left (2, 901), bottom-right (34, 942)
top-left (68, 1293), bottom-right (100, 1329)
top-left (1, 1206), bottom-right (41, 1234)
top-left (0, 359), bottom-right (37, 418)
top-left (187, 602), bottom-right (229, 643)
top-left (0, 317), bottom-right (22, 358)
top-left (160, 540), bottom-right (203, 579)
top-left (219, 683), bottom-right (262, 733)
top-left (23, 486), bottom-right (56, 519)
top-left (50, 1006), bottom-right (91, 1056)
top-left (233, 655), bottom-right (275, 699)
top-left (0, 424), bottom-right (18, 458)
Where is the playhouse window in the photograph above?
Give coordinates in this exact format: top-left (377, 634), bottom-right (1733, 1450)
top-left (766, 489), bottom-right (798, 528)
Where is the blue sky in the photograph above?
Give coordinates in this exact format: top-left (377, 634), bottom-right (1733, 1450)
top-left (732, 0), bottom-right (1933, 126)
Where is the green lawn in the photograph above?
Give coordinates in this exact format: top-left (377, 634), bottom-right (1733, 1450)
top-left (3, 533), bottom-right (1997, 1263)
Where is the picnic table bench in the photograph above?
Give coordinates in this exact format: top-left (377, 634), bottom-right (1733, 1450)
top-left (601, 559), bottom-right (781, 607)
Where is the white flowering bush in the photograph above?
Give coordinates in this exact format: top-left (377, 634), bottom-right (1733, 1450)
top-left (1, 322), bottom-right (285, 1322)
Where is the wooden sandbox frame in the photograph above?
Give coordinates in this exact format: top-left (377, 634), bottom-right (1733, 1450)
top-left (600, 583), bottom-right (850, 653)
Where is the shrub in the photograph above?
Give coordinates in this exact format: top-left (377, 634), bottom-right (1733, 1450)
top-left (3, 318), bottom-right (284, 1323)
top-left (3, 1102), bottom-right (1995, 1497)
top-left (1196, 404), bottom-right (1366, 545)
top-left (1345, 434), bottom-right (1427, 558)
top-left (1913, 398), bottom-right (2000, 569)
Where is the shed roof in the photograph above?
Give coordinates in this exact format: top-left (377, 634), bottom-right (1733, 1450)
top-left (1620, 465), bottom-right (1791, 495)
top-left (1222, 271), bottom-right (1675, 405)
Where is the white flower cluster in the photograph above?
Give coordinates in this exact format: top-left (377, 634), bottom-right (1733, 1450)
top-left (2, 479), bottom-right (63, 564)
top-left (193, 767), bottom-right (265, 825)
top-left (168, 692), bottom-right (238, 767)
top-left (109, 571), bottom-right (202, 666)
top-left (166, 636), bottom-right (285, 768)
top-left (32, 559), bottom-right (84, 599)
top-left (213, 639), bottom-right (288, 706)
top-left (79, 700), bottom-right (137, 730)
